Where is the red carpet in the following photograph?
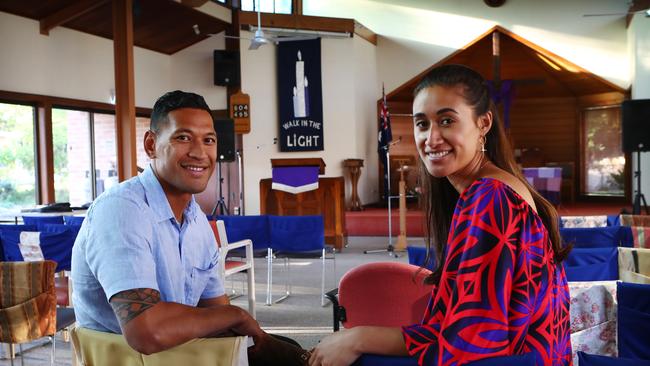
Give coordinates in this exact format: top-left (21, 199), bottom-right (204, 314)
top-left (346, 202), bottom-right (630, 236)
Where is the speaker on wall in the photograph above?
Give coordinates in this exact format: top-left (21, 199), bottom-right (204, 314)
top-left (214, 118), bottom-right (235, 162)
top-left (622, 99), bottom-right (650, 153)
top-left (213, 50), bottom-right (240, 87)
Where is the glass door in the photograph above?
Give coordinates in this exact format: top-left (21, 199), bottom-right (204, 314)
top-left (582, 106), bottom-right (626, 196)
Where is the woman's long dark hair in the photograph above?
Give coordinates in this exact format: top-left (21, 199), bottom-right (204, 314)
top-left (415, 64), bottom-right (571, 285)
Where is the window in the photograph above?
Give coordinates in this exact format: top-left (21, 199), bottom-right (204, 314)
top-left (0, 102), bottom-right (37, 211)
top-left (52, 108), bottom-right (119, 206)
top-left (241, 0), bottom-right (291, 14)
top-left (52, 108), bottom-right (92, 206)
top-left (136, 116), bottom-right (151, 170)
top-left (93, 113), bottom-right (118, 196)
top-left (583, 106), bottom-right (625, 196)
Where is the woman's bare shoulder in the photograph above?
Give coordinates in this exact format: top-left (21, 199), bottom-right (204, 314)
top-left (482, 170), bottom-right (537, 212)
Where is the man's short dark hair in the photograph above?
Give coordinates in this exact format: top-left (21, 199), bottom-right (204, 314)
top-left (150, 90), bottom-right (213, 132)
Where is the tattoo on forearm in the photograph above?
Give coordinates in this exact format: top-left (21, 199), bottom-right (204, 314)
top-left (110, 288), bottom-right (161, 327)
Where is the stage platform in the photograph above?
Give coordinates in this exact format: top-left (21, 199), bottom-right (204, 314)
top-left (345, 202), bottom-right (631, 237)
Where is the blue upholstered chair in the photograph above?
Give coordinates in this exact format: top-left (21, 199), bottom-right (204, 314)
top-left (559, 226), bottom-right (633, 248)
top-left (617, 282), bottom-right (650, 360)
top-left (564, 247), bottom-right (618, 281)
top-left (21, 215), bottom-right (65, 229)
top-left (406, 246), bottom-right (437, 271)
top-left (213, 215), bottom-right (271, 257)
top-left (0, 229), bottom-right (77, 272)
top-left (578, 352), bottom-right (650, 366)
top-left (0, 224), bottom-right (37, 261)
top-left (63, 215), bottom-right (85, 226)
top-left (267, 215), bottom-right (329, 306)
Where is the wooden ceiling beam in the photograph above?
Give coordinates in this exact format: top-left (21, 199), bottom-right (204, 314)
top-left (40, 0), bottom-right (109, 35)
top-left (238, 11), bottom-right (354, 34)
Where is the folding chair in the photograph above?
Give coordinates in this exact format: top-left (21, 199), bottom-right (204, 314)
top-left (560, 226), bottom-right (634, 248)
top-left (617, 281), bottom-right (650, 360)
top-left (0, 260), bottom-right (76, 366)
top-left (564, 247), bottom-right (618, 281)
top-left (267, 215), bottom-right (331, 306)
top-left (208, 220), bottom-right (256, 318)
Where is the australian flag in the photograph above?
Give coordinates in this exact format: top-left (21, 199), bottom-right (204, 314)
top-left (378, 84), bottom-right (392, 202)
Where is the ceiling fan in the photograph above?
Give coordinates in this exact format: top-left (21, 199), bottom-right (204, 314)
top-left (583, 9), bottom-right (650, 17)
top-left (227, 0), bottom-right (316, 50)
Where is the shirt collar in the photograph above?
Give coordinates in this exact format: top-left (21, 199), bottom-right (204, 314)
top-left (139, 165), bottom-right (199, 224)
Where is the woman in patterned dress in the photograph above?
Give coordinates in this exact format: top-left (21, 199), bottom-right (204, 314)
top-left (309, 64), bottom-right (572, 366)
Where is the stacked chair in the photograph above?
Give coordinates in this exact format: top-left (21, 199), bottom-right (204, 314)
top-left (557, 214), bottom-right (650, 364)
top-left (0, 215), bottom-right (81, 362)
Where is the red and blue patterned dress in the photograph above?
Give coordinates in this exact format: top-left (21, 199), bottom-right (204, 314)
top-left (402, 178), bottom-right (572, 366)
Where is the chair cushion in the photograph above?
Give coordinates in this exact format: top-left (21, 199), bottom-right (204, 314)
top-left (71, 327), bottom-right (248, 366)
top-left (0, 260), bottom-right (57, 343)
top-left (55, 276), bottom-right (70, 306)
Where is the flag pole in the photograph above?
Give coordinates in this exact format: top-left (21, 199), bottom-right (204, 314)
top-left (365, 83), bottom-right (398, 256)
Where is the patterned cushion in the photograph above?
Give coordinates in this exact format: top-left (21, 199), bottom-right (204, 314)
top-left (561, 215), bottom-right (608, 228)
top-left (0, 260), bottom-right (57, 343)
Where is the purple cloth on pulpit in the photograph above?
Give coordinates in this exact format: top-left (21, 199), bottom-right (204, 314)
top-left (271, 166), bottom-right (319, 194)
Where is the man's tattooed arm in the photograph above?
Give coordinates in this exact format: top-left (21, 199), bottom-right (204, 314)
top-left (109, 288), bottom-right (161, 327)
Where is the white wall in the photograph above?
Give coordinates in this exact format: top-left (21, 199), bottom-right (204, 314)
top-left (352, 36), bottom-right (380, 206)
top-left (0, 12), bottom-right (227, 109)
top-left (305, 0), bottom-right (631, 93)
top-left (628, 14), bottom-right (650, 205)
top-left (240, 32), bottom-right (379, 214)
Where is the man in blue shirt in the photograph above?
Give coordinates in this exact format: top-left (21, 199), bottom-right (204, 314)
top-left (72, 91), bottom-right (306, 364)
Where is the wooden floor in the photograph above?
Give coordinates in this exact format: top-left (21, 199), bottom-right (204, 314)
top-left (346, 201), bottom-right (631, 236)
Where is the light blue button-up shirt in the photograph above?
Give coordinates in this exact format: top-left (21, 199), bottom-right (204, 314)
top-left (71, 166), bottom-right (224, 334)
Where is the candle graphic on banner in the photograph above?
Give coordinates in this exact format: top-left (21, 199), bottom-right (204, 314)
top-left (292, 50), bottom-right (309, 118)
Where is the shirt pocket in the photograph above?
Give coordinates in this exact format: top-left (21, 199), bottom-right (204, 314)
top-left (189, 260), bottom-right (217, 305)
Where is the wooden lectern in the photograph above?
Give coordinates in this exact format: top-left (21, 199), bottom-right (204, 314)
top-left (260, 158), bottom-right (347, 250)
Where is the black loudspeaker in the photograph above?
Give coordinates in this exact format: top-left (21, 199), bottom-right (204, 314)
top-left (213, 50), bottom-right (240, 87)
top-left (622, 99), bottom-right (650, 153)
top-left (214, 118), bottom-right (235, 162)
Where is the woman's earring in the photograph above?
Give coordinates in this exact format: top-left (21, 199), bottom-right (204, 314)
top-left (480, 135), bottom-right (487, 153)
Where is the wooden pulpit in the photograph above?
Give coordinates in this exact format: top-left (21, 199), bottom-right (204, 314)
top-left (260, 158), bottom-right (347, 250)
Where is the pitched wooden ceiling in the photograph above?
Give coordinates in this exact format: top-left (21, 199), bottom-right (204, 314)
top-left (0, 0), bottom-right (230, 55)
top-left (388, 26), bottom-right (627, 103)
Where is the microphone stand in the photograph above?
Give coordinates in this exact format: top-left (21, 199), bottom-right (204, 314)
top-left (211, 160), bottom-right (229, 216)
top-left (365, 137), bottom-right (402, 256)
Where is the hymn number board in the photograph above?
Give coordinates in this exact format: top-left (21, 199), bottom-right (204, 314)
top-left (229, 91), bottom-right (251, 134)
